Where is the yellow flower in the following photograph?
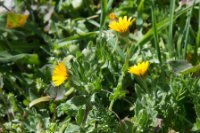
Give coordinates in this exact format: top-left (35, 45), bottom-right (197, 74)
top-left (52, 62), bottom-right (68, 86)
top-left (128, 61), bottom-right (150, 76)
top-left (109, 12), bottom-right (117, 21)
top-left (108, 16), bottom-right (133, 33)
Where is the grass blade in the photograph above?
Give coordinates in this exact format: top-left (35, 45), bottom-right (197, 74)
top-left (137, 3), bottom-right (198, 47)
top-left (151, 2), bottom-right (162, 64)
top-left (195, 2), bottom-right (200, 63)
top-left (100, 0), bottom-right (107, 30)
top-left (168, 0), bottom-right (176, 58)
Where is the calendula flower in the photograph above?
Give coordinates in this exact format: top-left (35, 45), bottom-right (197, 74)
top-left (109, 16), bottom-right (133, 33)
top-left (128, 61), bottom-right (150, 76)
top-left (109, 12), bottom-right (117, 21)
top-left (52, 62), bottom-right (68, 86)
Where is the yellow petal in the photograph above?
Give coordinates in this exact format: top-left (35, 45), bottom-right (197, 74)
top-left (52, 62), bottom-right (68, 86)
top-left (128, 61), bottom-right (150, 76)
top-left (109, 16), bottom-right (133, 33)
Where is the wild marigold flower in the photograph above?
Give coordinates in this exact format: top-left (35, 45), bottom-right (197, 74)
top-left (109, 16), bottom-right (133, 33)
top-left (52, 62), bottom-right (68, 86)
top-left (109, 12), bottom-right (117, 21)
top-left (128, 61), bottom-right (150, 76)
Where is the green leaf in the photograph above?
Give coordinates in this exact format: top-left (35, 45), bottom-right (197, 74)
top-left (25, 54), bottom-right (40, 65)
top-left (57, 96), bottom-right (87, 117)
top-left (76, 106), bottom-right (85, 125)
top-left (64, 124), bottom-right (80, 133)
top-left (135, 84), bottom-right (143, 98)
top-left (0, 51), bottom-right (39, 64)
top-left (56, 31), bottom-right (99, 47)
top-left (180, 63), bottom-right (200, 75)
top-left (192, 119), bottom-right (200, 131)
top-left (117, 118), bottom-right (134, 133)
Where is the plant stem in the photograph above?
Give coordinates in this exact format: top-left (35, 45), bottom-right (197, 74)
top-left (109, 100), bottom-right (115, 111)
top-left (109, 39), bottom-right (132, 111)
top-left (64, 87), bottom-right (75, 98)
top-left (136, 76), bottom-right (148, 93)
